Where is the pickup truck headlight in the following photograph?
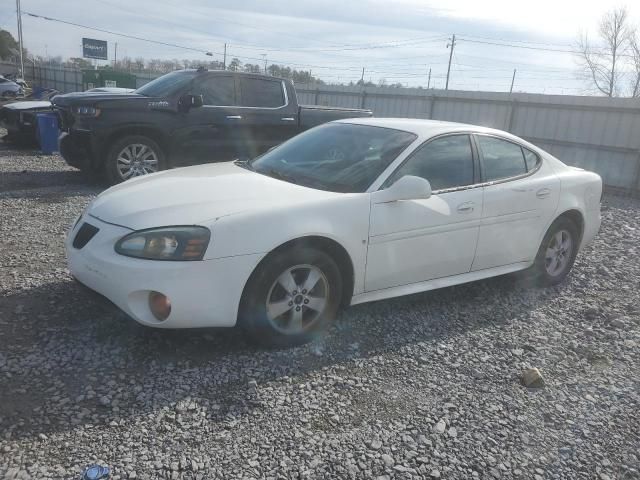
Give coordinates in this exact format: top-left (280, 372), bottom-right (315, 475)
top-left (115, 226), bottom-right (210, 261)
top-left (73, 106), bottom-right (100, 117)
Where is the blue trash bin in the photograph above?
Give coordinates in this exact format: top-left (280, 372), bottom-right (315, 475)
top-left (36, 112), bottom-right (60, 154)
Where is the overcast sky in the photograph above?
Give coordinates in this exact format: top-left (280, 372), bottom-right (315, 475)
top-left (1, 0), bottom-right (639, 94)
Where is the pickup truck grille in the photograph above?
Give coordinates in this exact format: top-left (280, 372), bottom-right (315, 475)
top-left (55, 106), bottom-right (74, 130)
top-left (0, 108), bottom-right (19, 128)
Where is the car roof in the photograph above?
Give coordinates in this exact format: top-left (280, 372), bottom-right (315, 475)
top-left (181, 69), bottom-right (288, 83)
top-left (335, 117), bottom-right (508, 138)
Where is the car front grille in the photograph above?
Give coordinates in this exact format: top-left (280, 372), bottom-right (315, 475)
top-left (73, 222), bottom-right (99, 249)
top-left (0, 108), bottom-right (19, 128)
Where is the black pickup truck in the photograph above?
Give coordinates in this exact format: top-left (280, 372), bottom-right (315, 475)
top-left (53, 69), bottom-right (372, 184)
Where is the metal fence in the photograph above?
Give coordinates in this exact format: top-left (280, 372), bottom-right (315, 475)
top-left (3, 62), bottom-right (638, 193)
top-left (296, 84), bottom-right (640, 193)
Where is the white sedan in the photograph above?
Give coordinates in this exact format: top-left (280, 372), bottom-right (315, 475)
top-left (67, 118), bottom-right (602, 347)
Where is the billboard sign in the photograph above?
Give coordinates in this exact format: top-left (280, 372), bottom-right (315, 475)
top-left (82, 38), bottom-right (108, 60)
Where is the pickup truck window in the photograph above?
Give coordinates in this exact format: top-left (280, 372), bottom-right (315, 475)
top-left (249, 123), bottom-right (417, 193)
top-left (136, 71), bottom-right (197, 97)
top-left (240, 78), bottom-right (285, 108)
top-left (192, 75), bottom-right (235, 106)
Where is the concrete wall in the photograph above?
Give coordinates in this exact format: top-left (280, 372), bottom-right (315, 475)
top-left (6, 61), bottom-right (638, 192)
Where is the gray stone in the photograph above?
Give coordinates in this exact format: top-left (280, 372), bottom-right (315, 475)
top-left (521, 368), bottom-right (545, 388)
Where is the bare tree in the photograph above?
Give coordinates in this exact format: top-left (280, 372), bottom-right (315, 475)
top-left (577, 7), bottom-right (632, 97)
top-left (629, 34), bottom-right (640, 97)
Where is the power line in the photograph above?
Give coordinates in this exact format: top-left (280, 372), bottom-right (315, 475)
top-left (23, 11), bottom-right (214, 55)
top-left (228, 36), bottom-right (449, 53)
top-left (457, 36), bottom-right (634, 58)
top-left (23, 11), bottom-right (450, 74)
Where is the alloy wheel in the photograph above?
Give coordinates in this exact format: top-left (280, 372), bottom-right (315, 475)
top-left (116, 143), bottom-right (159, 180)
top-left (265, 264), bottom-right (329, 335)
top-left (545, 229), bottom-right (573, 277)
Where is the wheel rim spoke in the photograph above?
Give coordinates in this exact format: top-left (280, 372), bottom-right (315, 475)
top-left (137, 145), bottom-right (148, 158)
top-left (302, 269), bottom-right (322, 292)
top-left (289, 307), bottom-right (304, 331)
top-left (277, 271), bottom-right (298, 293)
top-left (305, 295), bottom-right (326, 313)
top-left (267, 299), bottom-right (292, 319)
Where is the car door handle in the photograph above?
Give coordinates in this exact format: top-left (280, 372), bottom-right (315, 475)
top-left (457, 202), bottom-right (475, 213)
top-left (281, 117), bottom-right (295, 121)
top-left (536, 188), bottom-right (551, 199)
top-left (226, 115), bottom-right (242, 120)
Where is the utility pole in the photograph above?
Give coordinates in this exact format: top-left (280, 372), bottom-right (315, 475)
top-left (114, 42), bottom-right (118, 68)
top-left (262, 54), bottom-right (267, 75)
top-left (16, 0), bottom-right (24, 78)
top-left (223, 43), bottom-right (227, 69)
top-left (445, 34), bottom-right (456, 90)
top-left (427, 67), bottom-right (431, 89)
top-left (360, 67), bottom-right (365, 84)
top-left (510, 68), bottom-right (516, 93)
top-left (15, 0), bottom-right (24, 76)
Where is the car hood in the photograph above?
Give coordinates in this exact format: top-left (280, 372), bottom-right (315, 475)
top-left (1, 100), bottom-right (52, 111)
top-left (88, 162), bottom-right (342, 230)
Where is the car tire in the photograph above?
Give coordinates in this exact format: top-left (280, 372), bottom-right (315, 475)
top-left (104, 135), bottom-right (166, 185)
top-left (528, 217), bottom-right (580, 287)
top-left (239, 246), bottom-right (343, 348)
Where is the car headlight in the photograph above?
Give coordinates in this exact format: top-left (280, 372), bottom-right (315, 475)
top-left (73, 105), bottom-right (100, 117)
top-left (115, 226), bottom-right (210, 261)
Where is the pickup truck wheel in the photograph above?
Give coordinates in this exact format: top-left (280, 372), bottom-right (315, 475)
top-left (105, 135), bottom-right (166, 185)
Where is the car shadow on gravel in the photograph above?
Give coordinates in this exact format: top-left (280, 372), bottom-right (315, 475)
top-left (0, 170), bottom-right (93, 193)
top-left (0, 271), bottom-right (558, 441)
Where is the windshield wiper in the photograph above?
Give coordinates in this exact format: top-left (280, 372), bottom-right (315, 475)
top-left (233, 159), bottom-right (254, 171)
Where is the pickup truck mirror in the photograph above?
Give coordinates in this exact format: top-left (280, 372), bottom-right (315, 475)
top-left (179, 94), bottom-right (204, 112)
top-left (372, 175), bottom-right (432, 203)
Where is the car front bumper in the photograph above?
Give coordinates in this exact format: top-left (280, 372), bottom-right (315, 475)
top-left (59, 130), bottom-right (97, 170)
top-left (66, 215), bottom-right (263, 328)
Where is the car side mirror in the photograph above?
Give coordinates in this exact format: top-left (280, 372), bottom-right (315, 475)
top-left (372, 175), bottom-right (432, 203)
top-left (179, 94), bottom-right (204, 112)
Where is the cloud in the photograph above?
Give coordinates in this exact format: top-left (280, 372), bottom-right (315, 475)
top-left (6, 0), bottom-right (639, 93)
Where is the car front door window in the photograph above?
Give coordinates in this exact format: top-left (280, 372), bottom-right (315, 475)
top-left (386, 134), bottom-right (475, 191)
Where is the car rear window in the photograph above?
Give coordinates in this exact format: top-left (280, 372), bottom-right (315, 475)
top-left (477, 135), bottom-right (527, 181)
top-left (240, 78), bottom-right (285, 108)
top-left (192, 75), bottom-right (235, 106)
top-left (523, 147), bottom-right (540, 171)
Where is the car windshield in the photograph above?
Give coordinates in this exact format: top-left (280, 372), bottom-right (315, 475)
top-left (249, 123), bottom-right (417, 193)
top-left (135, 71), bottom-right (197, 97)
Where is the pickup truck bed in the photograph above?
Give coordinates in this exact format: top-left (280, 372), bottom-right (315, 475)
top-left (299, 105), bottom-right (372, 128)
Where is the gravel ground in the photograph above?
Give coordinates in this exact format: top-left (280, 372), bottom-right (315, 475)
top-left (1, 138), bottom-right (639, 480)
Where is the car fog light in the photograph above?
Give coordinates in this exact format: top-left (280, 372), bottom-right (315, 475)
top-left (149, 291), bottom-right (171, 321)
